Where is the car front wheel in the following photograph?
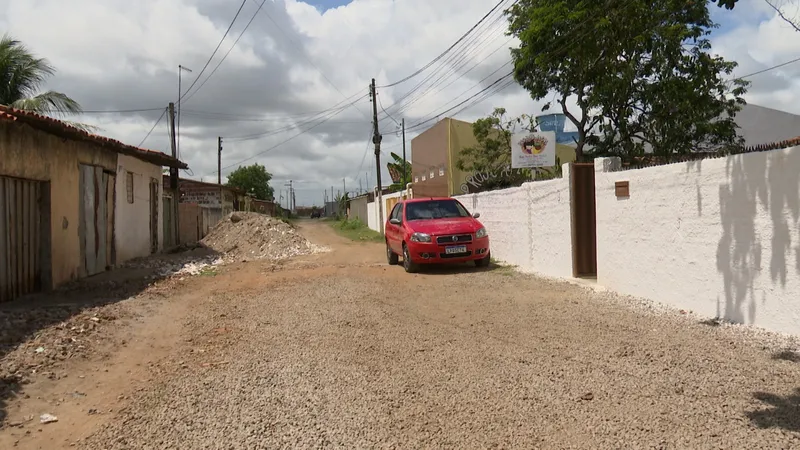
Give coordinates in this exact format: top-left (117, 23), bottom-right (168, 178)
top-left (403, 243), bottom-right (419, 273)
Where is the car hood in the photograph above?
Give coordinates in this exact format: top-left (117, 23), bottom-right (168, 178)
top-left (407, 217), bottom-right (482, 235)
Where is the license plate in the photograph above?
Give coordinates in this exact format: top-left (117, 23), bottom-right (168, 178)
top-left (445, 245), bottom-right (467, 254)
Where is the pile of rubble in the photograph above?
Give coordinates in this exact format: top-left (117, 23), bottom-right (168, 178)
top-left (200, 212), bottom-right (328, 262)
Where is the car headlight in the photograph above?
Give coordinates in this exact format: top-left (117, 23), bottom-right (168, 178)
top-left (475, 227), bottom-right (487, 238)
top-left (410, 232), bottom-right (431, 242)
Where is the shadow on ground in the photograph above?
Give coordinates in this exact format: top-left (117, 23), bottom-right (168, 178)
top-left (0, 244), bottom-right (220, 425)
top-left (412, 261), bottom-right (502, 275)
top-left (747, 388), bottom-right (800, 432)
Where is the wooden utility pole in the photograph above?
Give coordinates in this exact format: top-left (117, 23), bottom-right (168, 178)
top-left (217, 137), bottom-right (222, 185)
top-left (401, 118), bottom-right (407, 189)
top-left (168, 102), bottom-right (180, 246)
top-left (370, 78), bottom-right (384, 234)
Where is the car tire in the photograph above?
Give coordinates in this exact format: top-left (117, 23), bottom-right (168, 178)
top-left (387, 242), bottom-right (399, 265)
top-left (475, 251), bottom-right (491, 268)
top-left (402, 243), bottom-right (419, 273)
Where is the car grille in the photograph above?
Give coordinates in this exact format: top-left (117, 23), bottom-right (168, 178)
top-left (435, 234), bottom-right (472, 245)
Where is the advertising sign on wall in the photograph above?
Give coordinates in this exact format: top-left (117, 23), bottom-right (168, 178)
top-left (511, 131), bottom-right (556, 168)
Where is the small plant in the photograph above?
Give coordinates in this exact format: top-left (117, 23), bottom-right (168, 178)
top-left (330, 218), bottom-right (383, 242)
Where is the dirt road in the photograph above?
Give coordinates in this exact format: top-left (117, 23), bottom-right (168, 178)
top-left (2, 220), bottom-right (799, 449)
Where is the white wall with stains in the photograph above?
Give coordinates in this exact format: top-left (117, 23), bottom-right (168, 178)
top-left (114, 154), bottom-right (164, 264)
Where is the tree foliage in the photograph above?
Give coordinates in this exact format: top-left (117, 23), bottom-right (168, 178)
top-left (455, 108), bottom-right (539, 193)
top-left (0, 34), bottom-right (97, 132)
top-left (225, 163), bottom-right (274, 201)
top-left (387, 152), bottom-right (412, 193)
top-left (506, 0), bottom-right (748, 162)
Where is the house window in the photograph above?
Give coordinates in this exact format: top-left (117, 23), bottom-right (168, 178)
top-left (422, 175), bottom-right (427, 181)
top-left (429, 169), bottom-right (435, 178)
top-left (126, 171), bottom-right (134, 204)
top-left (439, 166), bottom-right (445, 176)
top-left (414, 176), bottom-right (419, 183)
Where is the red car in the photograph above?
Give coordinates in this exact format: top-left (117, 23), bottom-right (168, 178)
top-left (385, 197), bottom-right (490, 273)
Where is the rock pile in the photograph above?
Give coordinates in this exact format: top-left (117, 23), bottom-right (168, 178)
top-left (200, 212), bottom-right (328, 262)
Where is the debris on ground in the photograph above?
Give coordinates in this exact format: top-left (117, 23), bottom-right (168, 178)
top-left (200, 212), bottom-right (328, 262)
top-left (39, 414), bottom-right (58, 424)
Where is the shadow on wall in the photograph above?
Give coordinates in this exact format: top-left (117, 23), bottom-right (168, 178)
top-left (747, 388), bottom-right (800, 432)
top-left (716, 148), bottom-right (800, 324)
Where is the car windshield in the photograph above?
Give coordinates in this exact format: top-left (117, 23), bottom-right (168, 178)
top-left (405, 200), bottom-right (470, 221)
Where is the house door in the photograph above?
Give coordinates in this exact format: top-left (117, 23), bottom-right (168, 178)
top-left (571, 163), bottom-right (597, 277)
top-left (0, 176), bottom-right (48, 302)
top-left (79, 164), bottom-right (112, 277)
top-left (149, 179), bottom-right (159, 253)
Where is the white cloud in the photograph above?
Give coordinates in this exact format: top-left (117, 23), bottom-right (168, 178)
top-left (1, 0), bottom-right (798, 205)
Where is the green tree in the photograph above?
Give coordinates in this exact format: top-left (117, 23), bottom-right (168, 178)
top-left (225, 163), bottom-right (274, 201)
top-left (0, 34), bottom-right (96, 132)
top-left (455, 107), bottom-right (536, 193)
top-left (506, 0), bottom-right (747, 162)
top-left (386, 152), bottom-right (411, 193)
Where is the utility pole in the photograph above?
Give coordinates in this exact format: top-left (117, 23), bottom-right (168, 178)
top-left (370, 78), bottom-right (384, 234)
top-left (168, 102), bottom-right (180, 246)
top-left (217, 137), bottom-right (222, 185)
top-left (359, 178), bottom-right (362, 195)
top-left (401, 118), bottom-right (407, 189)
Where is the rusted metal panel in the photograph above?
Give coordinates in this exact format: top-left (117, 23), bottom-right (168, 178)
top-left (79, 164), bottom-right (110, 276)
top-left (0, 175), bottom-right (42, 302)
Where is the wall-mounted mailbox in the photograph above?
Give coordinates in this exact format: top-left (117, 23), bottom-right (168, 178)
top-left (615, 181), bottom-right (630, 198)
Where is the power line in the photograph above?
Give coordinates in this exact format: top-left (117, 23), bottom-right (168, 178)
top-left (137, 107), bottom-right (168, 147)
top-left (38, 107), bottom-right (164, 114)
top-left (182, 0), bottom-right (266, 103)
top-left (223, 94), bottom-right (368, 141)
top-left (734, 54), bottom-right (800, 80)
top-left (382, 1), bottom-right (513, 118)
top-left (246, 0), bottom-right (370, 121)
top-left (178, 0), bottom-right (248, 103)
top-left (211, 95), bottom-right (363, 175)
top-left (377, 0), bottom-right (510, 88)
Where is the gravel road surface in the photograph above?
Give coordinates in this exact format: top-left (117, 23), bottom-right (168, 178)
top-left (5, 220), bottom-right (800, 449)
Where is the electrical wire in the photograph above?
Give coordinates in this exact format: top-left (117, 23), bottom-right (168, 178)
top-left (178, 0), bottom-right (248, 103)
top-left (377, 0), bottom-right (510, 88)
top-left (137, 107), bottom-right (167, 147)
top-left (246, 0), bottom-right (370, 121)
top-left (212, 95), bottom-right (363, 175)
top-left (734, 54), bottom-right (800, 80)
top-left (381, 1), bottom-right (514, 119)
top-left (182, 0), bottom-right (267, 103)
top-left (38, 107), bottom-right (165, 114)
top-left (223, 94), bottom-right (368, 141)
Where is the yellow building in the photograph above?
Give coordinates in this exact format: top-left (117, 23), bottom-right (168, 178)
top-left (410, 117), bottom-right (576, 197)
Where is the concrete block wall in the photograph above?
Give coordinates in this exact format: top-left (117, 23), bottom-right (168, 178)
top-left (595, 149), bottom-right (800, 336)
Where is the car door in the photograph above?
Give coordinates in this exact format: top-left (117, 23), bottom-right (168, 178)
top-left (386, 203), bottom-right (401, 250)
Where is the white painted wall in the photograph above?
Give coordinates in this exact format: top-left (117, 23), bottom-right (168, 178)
top-left (594, 148), bottom-right (800, 336)
top-left (367, 191), bottom-right (407, 233)
top-left (114, 154), bottom-right (164, 264)
top-left (454, 166), bottom-right (573, 279)
top-left (367, 201), bottom-right (377, 232)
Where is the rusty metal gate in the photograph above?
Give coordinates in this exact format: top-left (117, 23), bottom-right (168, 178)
top-left (571, 163), bottom-right (597, 277)
top-left (0, 175), bottom-right (44, 302)
top-left (79, 164), bottom-right (114, 277)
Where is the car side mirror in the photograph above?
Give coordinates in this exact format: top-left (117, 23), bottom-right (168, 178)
top-left (472, 212), bottom-right (481, 219)
top-left (389, 218), bottom-right (401, 225)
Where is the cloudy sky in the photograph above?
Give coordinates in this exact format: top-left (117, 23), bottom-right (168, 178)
top-left (2, 0), bottom-right (799, 206)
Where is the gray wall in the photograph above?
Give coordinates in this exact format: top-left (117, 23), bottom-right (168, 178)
top-left (349, 196), bottom-right (369, 224)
